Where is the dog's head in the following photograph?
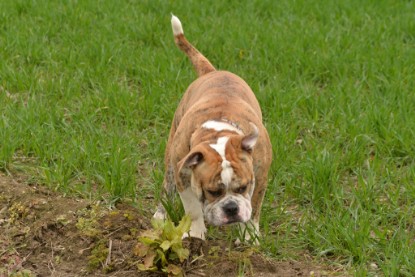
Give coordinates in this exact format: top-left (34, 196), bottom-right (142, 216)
top-left (177, 125), bottom-right (258, 226)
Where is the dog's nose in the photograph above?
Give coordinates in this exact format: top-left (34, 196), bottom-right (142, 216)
top-left (223, 201), bottom-right (239, 217)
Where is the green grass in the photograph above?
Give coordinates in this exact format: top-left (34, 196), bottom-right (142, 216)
top-left (1, 0), bottom-right (415, 275)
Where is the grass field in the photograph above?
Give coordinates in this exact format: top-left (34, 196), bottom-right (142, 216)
top-left (1, 0), bottom-right (415, 275)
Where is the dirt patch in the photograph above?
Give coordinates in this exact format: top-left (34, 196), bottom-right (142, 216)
top-left (0, 172), bottom-right (334, 276)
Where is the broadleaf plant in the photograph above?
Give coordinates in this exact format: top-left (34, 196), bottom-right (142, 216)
top-left (134, 215), bottom-right (191, 276)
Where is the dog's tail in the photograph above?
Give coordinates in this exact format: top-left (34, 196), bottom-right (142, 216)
top-left (171, 15), bottom-right (216, 77)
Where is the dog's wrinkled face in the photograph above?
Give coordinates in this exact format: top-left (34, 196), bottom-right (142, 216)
top-left (178, 131), bottom-right (258, 226)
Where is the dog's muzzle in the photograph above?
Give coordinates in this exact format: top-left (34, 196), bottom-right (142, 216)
top-left (205, 194), bottom-right (252, 226)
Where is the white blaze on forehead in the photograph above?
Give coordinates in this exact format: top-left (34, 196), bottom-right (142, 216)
top-left (221, 160), bottom-right (233, 186)
top-left (209, 137), bottom-right (233, 186)
top-left (209, 137), bottom-right (228, 160)
top-left (202, 120), bottom-right (243, 135)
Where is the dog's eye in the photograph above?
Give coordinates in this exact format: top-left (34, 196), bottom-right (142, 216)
top-left (235, 186), bottom-right (247, 194)
top-left (207, 189), bottom-right (223, 197)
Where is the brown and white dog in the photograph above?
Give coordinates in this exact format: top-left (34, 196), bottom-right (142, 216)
top-left (154, 15), bottom-right (272, 243)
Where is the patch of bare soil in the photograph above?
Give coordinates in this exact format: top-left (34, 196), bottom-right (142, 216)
top-left (0, 172), bottom-right (333, 277)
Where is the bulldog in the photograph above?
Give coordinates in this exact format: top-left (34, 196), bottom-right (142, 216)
top-left (154, 15), bottom-right (272, 243)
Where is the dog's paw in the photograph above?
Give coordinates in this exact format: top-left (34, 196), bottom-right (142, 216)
top-left (153, 205), bottom-right (167, 220)
top-left (234, 234), bottom-right (260, 246)
top-left (235, 221), bottom-right (260, 246)
top-left (182, 229), bottom-right (206, 240)
top-left (182, 224), bottom-right (206, 240)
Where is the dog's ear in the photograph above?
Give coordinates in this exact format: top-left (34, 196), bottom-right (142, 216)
top-left (176, 150), bottom-right (204, 191)
top-left (178, 151), bottom-right (204, 171)
top-left (241, 123), bottom-right (259, 153)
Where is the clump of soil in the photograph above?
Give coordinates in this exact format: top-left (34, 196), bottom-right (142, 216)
top-left (0, 172), bottom-right (330, 276)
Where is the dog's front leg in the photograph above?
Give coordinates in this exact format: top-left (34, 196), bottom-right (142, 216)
top-left (179, 187), bottom-right (206, 240)
top-left (236, 219), bottom-right (260, 245)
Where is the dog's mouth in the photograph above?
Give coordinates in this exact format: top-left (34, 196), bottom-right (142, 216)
top-left (207, 215), bottom-right (243, 226)
top-left (223, 216), bottom-right (243, 225)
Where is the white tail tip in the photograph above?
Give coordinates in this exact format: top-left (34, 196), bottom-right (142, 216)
top-left (171, 14), bottom-right (184, 36)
